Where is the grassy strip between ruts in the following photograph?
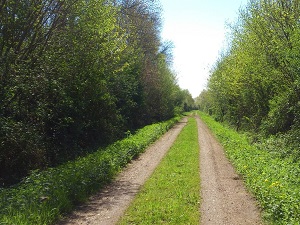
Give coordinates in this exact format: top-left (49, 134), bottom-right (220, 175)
top-left (118, 117), bottom-right (200, 225)
top-left (198, 111), bottom-right (300, 225)
top-left (0, 116), bottom-right (181, 225)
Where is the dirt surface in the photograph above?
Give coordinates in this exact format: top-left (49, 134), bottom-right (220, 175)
top-left (57, 117), bottom-right (188, 225)
top-left (197, 116), bottom-right (262, 225)
top-left (58, 116), bottom-right (262, 225)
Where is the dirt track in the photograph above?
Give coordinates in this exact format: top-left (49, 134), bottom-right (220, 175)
top-left (58, 116), bottom-right (262, 225)
top-left (58, 118), bottom-right (188, 225)
top-left (197, 116), bottom-right (262, 224)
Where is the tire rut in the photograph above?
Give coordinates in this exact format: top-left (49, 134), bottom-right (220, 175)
top-left (197, 116), bottom-right (262, 225)
top-left (58, 116), bottom-right (262, 225)
top-left (57, 117), bottom-right (188, 225)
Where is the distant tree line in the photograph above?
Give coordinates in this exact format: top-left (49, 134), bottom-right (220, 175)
top-left (0, 0), bottom-right (194, 186)
top-left (197, 0), bottom-right (300, 149)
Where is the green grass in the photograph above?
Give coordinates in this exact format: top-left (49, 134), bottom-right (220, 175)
top-left (118, 117), bottom-right (200, 225)
top-left (198, 111), bottom-right (300, 225)
top-left (0, 116), bottom-right (181, 225)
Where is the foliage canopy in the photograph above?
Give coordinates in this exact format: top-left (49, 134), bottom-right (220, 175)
top-left (197, 0), bottom-right (300, 156)
top-left (0, 0), bottom-right (194, 186)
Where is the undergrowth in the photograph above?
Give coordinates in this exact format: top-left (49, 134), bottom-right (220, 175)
top-left (199, 111), bottom-right (300, 225)
top-left (0, 116), bottom-right (180, 225)
top-left (254, 131), bottom-right (300, 162)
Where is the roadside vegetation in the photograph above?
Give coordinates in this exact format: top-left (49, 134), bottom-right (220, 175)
top-left (199, 112), bottom-right (300, 225)
top-left (0, 0), bottom-right (196, 187)
top-left (196, 0), bottom-right (300, 160)
top-left (0, 117), bottom-right (180, 225)
top-left (196, 2), bottom-right (300, 223)
top-left (0, 0), bottom-right (196, 223)
top-left (118, 117), bottom-right (200, 225)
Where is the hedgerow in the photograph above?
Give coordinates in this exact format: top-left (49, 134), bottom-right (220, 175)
top-left (0, 116), bottom-right (180, 225)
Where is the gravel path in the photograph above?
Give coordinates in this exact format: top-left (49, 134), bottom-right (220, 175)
top-left (58, 116), bottom-right (262, 225)
top-left (197, 116), bottom-right (262, 224)
top-left (57, 118), bottom-right (188, 225)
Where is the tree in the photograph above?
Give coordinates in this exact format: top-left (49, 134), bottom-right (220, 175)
top-left (0, 0), bottom-right (187, 186)
top-left (0, 0), bottom-right (78, 185)
top-left (202, 0), bottom-right (300, 135)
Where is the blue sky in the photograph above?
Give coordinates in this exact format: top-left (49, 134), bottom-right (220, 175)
top-left (160, 0), bottom-right (248, 97)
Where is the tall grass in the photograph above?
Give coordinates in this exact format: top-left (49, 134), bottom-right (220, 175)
top-left (199, 111), bottom-right (300, 225)
top-left (0, 117), bottom-right (180, 225)
top-left (118, 117), bottom-right (200, 224)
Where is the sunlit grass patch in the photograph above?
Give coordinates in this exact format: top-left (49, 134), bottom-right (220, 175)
top-left (118, 117), bottom-right (200, 225)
